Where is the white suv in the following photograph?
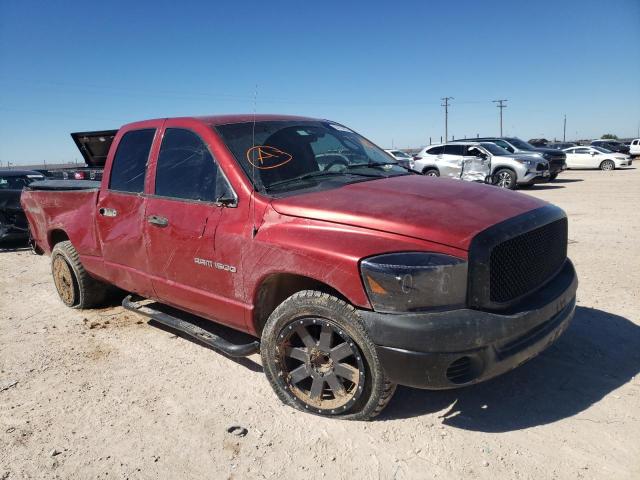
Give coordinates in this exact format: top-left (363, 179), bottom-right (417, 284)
top-left (412, 142), bottom-right (550, 189)
top-left (630, 139), bottom-right (640, 158)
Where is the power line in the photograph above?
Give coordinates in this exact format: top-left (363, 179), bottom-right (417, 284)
top-left (441, 97), bottom-right (454, 142)
top-left (492, 99), bottom-right (508, 136)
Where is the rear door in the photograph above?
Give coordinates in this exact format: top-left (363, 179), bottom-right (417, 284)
top-left (95, 124), bottom-right (160, 296)
top-left (143, 122), bottom-right (243, 329)
top-left (439, 144), bottom-right (464, 178)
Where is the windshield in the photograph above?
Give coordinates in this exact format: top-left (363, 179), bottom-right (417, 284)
top-left (479, 142), bottom-right (510, 155)
top-left (592, 146), bottom-right (612, 153)
top-left (0, 175), bottom-right (43, 189)
top-left (506, 137), bottom-right (536, 151)
top-left (393, 151), bottom-right (411, 158)
top-left (215, 121), bottom-right (408, 194)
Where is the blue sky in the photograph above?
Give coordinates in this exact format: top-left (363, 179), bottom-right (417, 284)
top-left (1, 0), bottom-right (639, 164)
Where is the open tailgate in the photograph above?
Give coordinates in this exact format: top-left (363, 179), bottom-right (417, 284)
top-left (71, 129), bottom-right (118, 167)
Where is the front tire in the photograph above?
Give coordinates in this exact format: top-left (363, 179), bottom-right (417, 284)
top-left (493, 168), bottom-right (517, 190)
top-left (261, 291), bottom-right (396, 420)
top-left (600, 160), bottom-right (615, 171)
top-left (422, 168), bottom-right (439, 177)
top-left (51, 240), bottom-right (109, 308)
top-left (549, 173), bottom-right (558, 180)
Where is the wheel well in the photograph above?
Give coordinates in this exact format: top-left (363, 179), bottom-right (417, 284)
top-left (492, 166), bottom-right (516, 175)
top-left (422, 166), bottom-right (439, 174)
top-left (600, 159), bottom-right (614, 168)
top-left (48, 229), bottom-right (69, 250)
top-left (253, 273), bottom-right (346, 335)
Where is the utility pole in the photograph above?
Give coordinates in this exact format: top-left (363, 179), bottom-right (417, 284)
top-left (563, 114), bottom-right (567, 142)
top-left (493, 99), bottom-right (508, 136)
top-left (441, 97), bottom-right (453, 142)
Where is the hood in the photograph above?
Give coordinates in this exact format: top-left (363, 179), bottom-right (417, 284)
top-left (503, 153), bottom-right (547, 163)
top-left (71, 130), bottom-right (118, 167)
top-left (271, 175), bottom-right (546, 251)
top-left (534, 147), bottom-right (566, 157)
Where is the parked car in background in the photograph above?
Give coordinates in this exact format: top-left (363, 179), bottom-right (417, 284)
top-left (384, 149), bottom-right (415, 169)
top-left (547, 142), bottom-right (576, 150)
top-left (629, 139), bottom-right (640, 158)
top-left (562, 146), bottom-right (632, 170)
top-left (0, 169), bottom-right (45, 242)
top-left (452, 137), bottom-right (566, 180)
top-left (412, 142), bottom-right (550, 189)
top-left (528, 138), bottom-right (549, 147)
top-left (591, 140), bottom-right (630, 155)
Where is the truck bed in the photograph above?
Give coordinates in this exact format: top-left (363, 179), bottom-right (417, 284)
top-left (21, 186), bottom-right (102, 258)
top-left (26, 180), bottom-right (101, 191)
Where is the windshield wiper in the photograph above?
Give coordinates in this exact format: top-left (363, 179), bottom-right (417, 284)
top-left (345, 161), bottom-right (415, 174)
top-left (265, 170), bottom-right (380, 191)
top-left (345, 161), bottom-right (397, 170)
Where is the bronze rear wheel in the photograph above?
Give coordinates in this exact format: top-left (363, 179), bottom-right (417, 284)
top-left (52, 254), bottom-right (77, 306)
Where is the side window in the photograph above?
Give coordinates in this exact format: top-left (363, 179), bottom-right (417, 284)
top-left (575, 148), bottom-right (590, 154)
top-left (494, 140), bottom-right (514, 153)
top-left (444, 145), bottom-right (464, 156)
top-left (427, 146), bottom-right (444, 155)
top-left (155, 128), bottom-right (230, 202)
top-left (109, 129), bottom-right (155, 193)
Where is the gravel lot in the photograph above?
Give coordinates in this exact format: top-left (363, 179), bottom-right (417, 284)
top-left (1, 168), bottom-right (639, 480)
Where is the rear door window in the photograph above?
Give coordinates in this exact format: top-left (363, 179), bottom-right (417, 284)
top-left (444, 145), bottom-right (464, 156)
top-left (109, 129), bottom-right (156, 193)
top-left (155, 128), bottom-right (231, 202)
top-left (426, 146), bottom-right (444, 155)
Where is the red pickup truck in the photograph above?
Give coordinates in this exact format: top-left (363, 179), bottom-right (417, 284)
top-left (22, 115), bottom-right (577, 419)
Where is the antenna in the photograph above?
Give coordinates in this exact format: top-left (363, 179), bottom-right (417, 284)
top-left (251, 84), bottom-right (258, 238)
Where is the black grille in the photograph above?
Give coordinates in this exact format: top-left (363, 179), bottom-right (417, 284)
top-left (489, 218), bottom-right (567, 303)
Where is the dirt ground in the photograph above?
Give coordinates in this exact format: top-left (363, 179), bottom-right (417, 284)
top-left (1, 167), bottom-right (639, 480)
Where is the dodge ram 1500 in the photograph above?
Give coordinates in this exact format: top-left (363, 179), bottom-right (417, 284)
top-left (22, 115), bottom-right (577, 419)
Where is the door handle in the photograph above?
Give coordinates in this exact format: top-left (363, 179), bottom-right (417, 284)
top-left (147, 215), bottom-right (169, 227)
top-left (99, 207), bottom-right (117, 217)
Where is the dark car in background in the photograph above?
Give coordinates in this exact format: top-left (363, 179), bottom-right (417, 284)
top-left (454, 137), bottom-right (567, 180)
top-left (0, 170), bottom-right (45, 242)
top-left (547, 142), bottom-right (577, 150)
top-left (591, 140), bottom-right (630, 155)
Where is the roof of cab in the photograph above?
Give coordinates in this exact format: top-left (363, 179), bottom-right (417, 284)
top-left (197, 114), bottom-right (323, 126)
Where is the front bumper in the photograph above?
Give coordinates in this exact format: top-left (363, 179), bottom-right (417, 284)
top-left (518, 170), bottom-right (550, 185)
top-left (359, 260), bottom-right (578, 389)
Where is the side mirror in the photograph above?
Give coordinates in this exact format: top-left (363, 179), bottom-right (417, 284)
top-left (215, 193), bottom-right (237, 207)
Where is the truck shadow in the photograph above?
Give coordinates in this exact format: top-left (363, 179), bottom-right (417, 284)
top-left (380, 307), bottom-right (640, 430)
top-left (133, 301), bottom-right (264, 373)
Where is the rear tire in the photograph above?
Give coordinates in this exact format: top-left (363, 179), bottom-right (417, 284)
top-left (51, 240), bottom-right (109, 309)
top-left (422, 168), bottom-right (440, 177)
top-left (493, 168), bottom-right (517, 190)
top-left (600, 160), bottom-right (615, 171)
top-left (261, 290), bottom-right (396, 420)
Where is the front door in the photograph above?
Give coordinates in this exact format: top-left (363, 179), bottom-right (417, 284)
top-left (95, 126), bottom-right (159, 296)
top-left (143, 125), bottom-right (242, 329)
top-left (571, 147), bottom-right (592, 168)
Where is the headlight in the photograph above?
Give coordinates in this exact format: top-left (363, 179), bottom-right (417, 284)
top-left (521, 159), bottom-right (536, 167)
top-left (360, 252), bottom-right (467, 313)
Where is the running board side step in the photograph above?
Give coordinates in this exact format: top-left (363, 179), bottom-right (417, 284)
top-left (122, 295), bottom-right (260, 357)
